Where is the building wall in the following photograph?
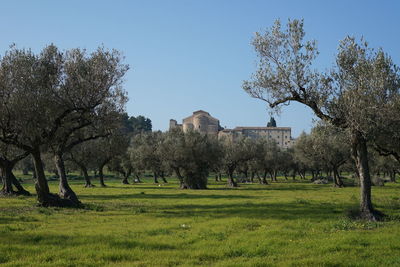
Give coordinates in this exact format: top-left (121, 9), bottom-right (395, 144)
top-left (170, 111), bottom-right (293, 149)
top-left (218, 127), bottom-right (292, 149)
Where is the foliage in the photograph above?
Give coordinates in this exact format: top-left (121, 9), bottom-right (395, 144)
top-left (160, 129), bottom-right (221, 189)
top-left (267, 117), bottom-right (277, 127)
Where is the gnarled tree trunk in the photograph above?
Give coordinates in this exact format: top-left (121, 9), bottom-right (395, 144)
top-left (0, 164), bottom-right (14, 195)
top-left (32, 149), bottom-right (51, 203)
top-left (11, 172), bottom-right (30, 195)
top-left (332, 166), bottom-right (344, 188)
top-left (160, 172), bottom-right (168, 183)
top-left (81, 166), bottom-right (94, 187)
top-left (99, 165), bottom-right (106, 187)
top-left (180, 172), bottom-right (207, 189)
top-left (389, 170), bottom-right (396, 183)
top-left (54, 153), bottom-right (81, 206)
top-left (352, 133), bottom-right (382, 221)
top-left (122, 175), bottom-right (129, 184)
top-left (32, 149), bottom-right (69, 207)
top-left (134, 174), bottom-right (142, 183)
top-left (227, 169), bottom-right (238, 187)
top-left (0, 158), bottom-right (30, 196)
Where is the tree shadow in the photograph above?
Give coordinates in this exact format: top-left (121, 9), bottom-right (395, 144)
top-left (78, 193), bottom-right (256, 201)
top-left (233, 184), bottom-right (326, 191)
top-left (156, 201), bottom-right (348, 221)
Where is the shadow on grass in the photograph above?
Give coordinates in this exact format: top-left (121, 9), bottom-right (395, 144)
top-left (234, 183), bottom-right (325, 191)
top-left (157, 201), bottom-right (348, 221)
top-left (79, 191), bottom-right (349, 221)
top-left (79, 193), bottom-right (255, 200)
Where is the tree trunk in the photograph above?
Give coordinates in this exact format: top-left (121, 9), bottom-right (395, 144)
top-left (261, 171), bottom-right (268, 184)
top-left (389, 170), bottom-right (396, 183)
top-left (269, 171), bottom-right (274, 182)
top-left (160, 173), bottom-right (168, 183)
top-left (32, 149), bottom-right (51, 204)
top-left (227, 169), bottom-right (238, 187)
top-left (180, 173), bottom-right (207, 189)
top-left (249, 172), bottom-right (254, 183)
top-left (80, 166), bottom-right (94, 187)
top-left (122, 175), bottom-right (129, 184)
top-left (54, 153), bottom-right (81, 206)
top-left (32, 166), bottom-right (37, 179)
top-left (99, 166), bottom-right (106, 187)
top-left (352, 133), bottom-right (382, 221)
top-left (256, 173), bottom-right (262, 184)
top-left (311, 170), bottom-right (316, 181)
top-left (332, 166), bottom-right (344, 188)
top-left (11, 171), bottom-right (30, 196)
top-left (174, 168), bottom-right (184, 187)
top-left (32, 149), bottom-right (68, 207)
top-left (0, 164), bottom-right (14, 195)
top-left (134, 174), bottom-right (142, 183)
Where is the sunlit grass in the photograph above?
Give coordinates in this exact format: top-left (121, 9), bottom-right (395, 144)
top-left (0, 176), bottom-right (399, 266)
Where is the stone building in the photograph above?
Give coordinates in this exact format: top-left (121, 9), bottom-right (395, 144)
top-left (218, 127), bottom-right (292, 149)
top-left (169, 110), bottom-right (222, 135)
top-left (169, 110), bottom-right (293, 148)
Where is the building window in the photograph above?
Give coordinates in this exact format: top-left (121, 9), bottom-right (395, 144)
top-left (285, 136), bottom-right (287, 139)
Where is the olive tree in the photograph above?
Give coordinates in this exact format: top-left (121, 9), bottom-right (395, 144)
top-left (293, 132), bottom-right (321, 179)
top-left (159, 129), bottom-right (220, 189)
top-left (67, 140), bottom-right (98, 187)
top-left (130, 132), bottom-right (167, 184)
top-left (220, 137), bottom-right (254, 187)
top-left (0, 45), bottom-right (128, 207)
top-left (243, 19), bottom-right (400, 220)
top-left (109, 113), bottom-right (152, 184)
top-left (310, 124), bottom-right (351, 187)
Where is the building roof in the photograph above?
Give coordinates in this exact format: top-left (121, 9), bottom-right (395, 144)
top-left (192, 110), bottom-right (210, 115)
top-left (182, 110), bottom-right (219, 123)
top-left (232, 126), bottom-right (291, 131)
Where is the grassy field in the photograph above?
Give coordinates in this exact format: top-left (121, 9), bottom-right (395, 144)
top-left (0, 176), bottom-right (400, 266)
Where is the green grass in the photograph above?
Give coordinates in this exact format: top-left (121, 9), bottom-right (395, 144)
top-left (1, 176), bottom-right (400, 266)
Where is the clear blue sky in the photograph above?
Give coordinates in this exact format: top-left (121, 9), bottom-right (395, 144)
top-left (1, 0), bottom-right (399, 137)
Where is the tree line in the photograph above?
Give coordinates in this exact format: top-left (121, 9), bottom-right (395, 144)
top-left (8, 121), bottom-right (399, 206)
